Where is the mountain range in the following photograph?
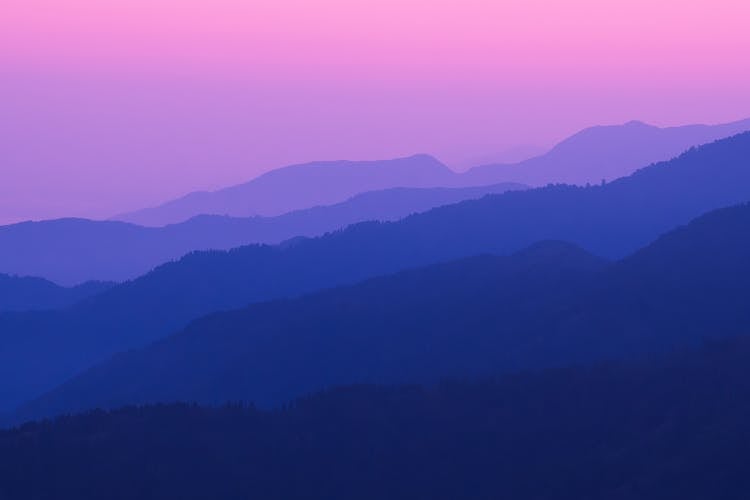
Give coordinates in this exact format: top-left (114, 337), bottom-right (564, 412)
top-left (11, 199), bottom-right (750, 423)
top-left (0, 275), bottom-right (113, 313)
top-left (464, 117), bottom-right (750, 186)
top-left (115, 118), bottom-right (750, 226)
top-left (2, 132), bottom-right (750, 414)
top-left (4, 323), bottom-right (750, 499)
top-left (0, 183), bottom-right (524, 285)
top-left (116, 154), bottom-right (457, 226)
top-left (3, 115), bottom-right (750, 500)
top-left (4, 118), bottom-right (746, 288)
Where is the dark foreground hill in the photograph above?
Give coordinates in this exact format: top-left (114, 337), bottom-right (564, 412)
top-left (1, 133), bottom-right (750, 413)
top-left (4, 335), bottom-right (750, 500)
top-left (12, 201), bottom-right (750, 423)
top-left (0, 275), bottom-right (113, 313)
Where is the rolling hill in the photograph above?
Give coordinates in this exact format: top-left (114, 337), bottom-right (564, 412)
top-left (0, 183), bottom-right (524, 285)
top-left (116, 154), bottom-right (458, 226)
top-left (0, 275), bottom-right (113, 313)
top-left (1, 132), bottom-right (750, 414)
top-left (115, 118), bottom-right (750, 227)
top-left (13, 201), bottom-right (750, 422)
top-left (464, 117), bottom-right (750, 186)
top-left (4, 335), bottom-right (750, 499)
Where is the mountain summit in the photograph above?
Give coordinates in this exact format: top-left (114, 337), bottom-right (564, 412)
top-left (2, 132), bottom-right (750, 413)
top-left (115, 118), bottom-right (750, 226)
top-left (463, 117), bottom-right (750, 186)
top-left (117, 155), bottom-right (456, 226)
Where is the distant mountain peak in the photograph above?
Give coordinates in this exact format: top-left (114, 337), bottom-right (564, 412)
top-left (405, 153), bottom-right (443, 162)
top-left (622, 119), bottom-right (651, 127)
top-left (463, 117), bottom-right (750, 186)
top-left (5, 131), bottom-right (750, 415)
top-left (115, 154), bottom-right (458, 226)
top-left (112, 118), bottom-right (750, 227)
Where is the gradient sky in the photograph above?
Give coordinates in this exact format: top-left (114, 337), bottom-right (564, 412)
top-left (2, 0), bottom-right (750, 223)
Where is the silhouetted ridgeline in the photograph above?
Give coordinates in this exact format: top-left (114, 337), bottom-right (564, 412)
top-left (465, 117), bottom-right (750, 186)
top-left (116, 154), bottom-right (458, 225)
top-left (116, 118), bottom-right (750, 226)
top-left (0, 183), bottom-right (525, 285)
top-left (0, 275), bottom-right (114, 313)
top-left (10, 201), bottom-right (750, 423)
top-left (3, 336), bottom-right (750, 499)
top-left (1, 132), bottom-right (750, 414)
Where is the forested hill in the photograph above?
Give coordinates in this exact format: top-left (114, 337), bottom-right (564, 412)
top-left (3, 335), bottom-right (750, 500)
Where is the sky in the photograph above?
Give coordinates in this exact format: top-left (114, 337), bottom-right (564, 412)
top-left (2, 0), bottom-right (750, 223)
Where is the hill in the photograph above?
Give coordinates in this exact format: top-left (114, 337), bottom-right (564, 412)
top-left (464, 117), bottom-right (750, 186)
top-left (0, 275), bottom-right (113, 313)
top-left (11, 242), bottom-right (605, 417)
top-left (115, 118), bottom-right (750, 226)
top-left (2, 132), bottom-right (750, 413)
top-left (14, 201), bottom-right (750, 422)
top-left (116, 155), bottom-right (457, 226)
top-left (0, 183), bottom-right (524, 285)
top-left (4, 335), bottom-right (750, 499)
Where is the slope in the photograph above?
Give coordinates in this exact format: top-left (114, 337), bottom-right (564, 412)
top-left (2, 132), bottom-right (750, 413)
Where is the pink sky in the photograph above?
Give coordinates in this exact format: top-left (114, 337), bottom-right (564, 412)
top-left (2, 0), bottom-right (750, 223)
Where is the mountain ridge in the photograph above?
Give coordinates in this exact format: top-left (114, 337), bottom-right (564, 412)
top-left (463, 117), bottom-right (750, 186)
top-left (115, 118), bottom-right (750, 226)
top-left (116, 154), bottom-right (457, 226)
top-left (0, 275), bottom-right (114, 313)
top-left (5, 334), bottom-right (750, 499)
top-left (1, 132), bottom-right (750, 413)
top-left (11, 201), bottom-right (750, 423)
top-left (0, 182), bottom-right (525, 285)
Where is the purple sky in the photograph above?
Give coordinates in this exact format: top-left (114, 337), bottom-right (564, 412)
top-left (2, 0), bottom-right (750, 224)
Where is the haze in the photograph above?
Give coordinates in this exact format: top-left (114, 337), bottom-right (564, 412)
top-left (2, 0), bottom-right (749, 223)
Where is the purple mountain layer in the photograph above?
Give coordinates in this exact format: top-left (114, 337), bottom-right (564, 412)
top-left (117, 155), bottom-right (457, 226)
top-left (115, 118), bottom-right (750, 226)
top-left (464, 118), bottom-right (750, 186)
top-left (2, 132), bottom-right (750, 412)
top-left (0, 183), bottom-right (524, 285)
top-left (0, 275), bottom-right (114, 313)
